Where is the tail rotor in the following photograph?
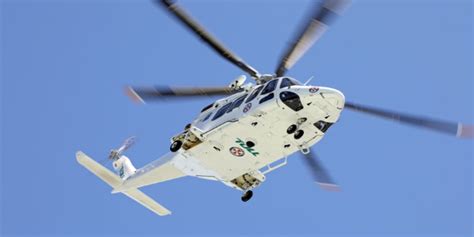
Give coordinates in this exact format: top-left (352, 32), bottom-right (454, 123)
top-left (108, 136), bottom-right (136, 161)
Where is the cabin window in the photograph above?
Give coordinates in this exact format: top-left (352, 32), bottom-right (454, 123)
top-left (245, 86), bottom-right (263, 103)
top-left (280, 78), bottom-right (298, 88)
top-left (200, 103), bottom-right (214, 113)
top-left (261, 79), bottom-right (278, 95)
top-left (291, 78), bottom-right (300, 85)
top-left (259, 93), bottom-right (274, 104)
top-left (212, 103), bottom-right (233, 121)
top-left (227, 94), bottom-right (248, 113)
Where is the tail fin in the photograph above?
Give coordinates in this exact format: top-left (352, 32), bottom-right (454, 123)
top-left (112, 155), bottom-right (136, 180)
top-left (76, 151), bottom-right (171, 216)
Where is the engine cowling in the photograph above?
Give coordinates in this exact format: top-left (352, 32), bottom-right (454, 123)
top-left (228, 75), bottom-right (246, 89)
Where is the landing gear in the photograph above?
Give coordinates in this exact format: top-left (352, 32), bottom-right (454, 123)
top-left (184, 123), bottom-right (191, 130)
top-left (241, 190), bottom-right (253, 202)
top-left (170, 140), bottom-right (182, 152)
top-left (287, 124), bottom-right (297, 134)
top-left (294, 129), bottom-right (304, 139)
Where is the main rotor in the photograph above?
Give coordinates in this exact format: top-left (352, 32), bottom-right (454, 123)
top-left (159, 0), bottom-right (350, 84)
top-left (127, 0), bottom-right (472, 140)
top-left (128, 0), bottom-right (351, 100)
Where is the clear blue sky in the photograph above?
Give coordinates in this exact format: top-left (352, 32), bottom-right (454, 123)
top-left (1, 0), bottom-right (472, 236)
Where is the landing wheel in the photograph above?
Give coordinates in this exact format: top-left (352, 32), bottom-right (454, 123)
top-left (170, 140), bottom-right (182, 152)
top-left (241, 190), bottom-right (253, 202)
top-left (294, 130), bottom-right (304, 139)
top-left (287, 124), bottom-right (298, 134)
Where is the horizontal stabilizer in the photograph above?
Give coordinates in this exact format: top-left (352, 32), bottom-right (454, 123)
top-left (76, 151), bottom-right (122, 187)
top-left (123, 189), bottom-right (171, 216)
top-left (76, 151), bottom-right (171, 216)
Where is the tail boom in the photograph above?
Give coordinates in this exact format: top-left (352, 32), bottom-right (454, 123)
top-left (76, 151), bottom-right (171, 216)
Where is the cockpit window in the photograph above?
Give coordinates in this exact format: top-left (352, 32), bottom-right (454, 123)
top-left (245, 86), bottom-right (263, 103)
top-left (211, 103), bottom-right (233, 121)
top-left (261, 79), bottom-right (278, 95)
top-left (291, 78), bottom-right (300, 85)
top-left (227, 94), bottom-right (248, 113)
top-left (280, 78), bottom-right (298, 88)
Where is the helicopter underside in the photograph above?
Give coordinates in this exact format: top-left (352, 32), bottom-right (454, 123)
top-left (175, 86), bottom-right (345, 190)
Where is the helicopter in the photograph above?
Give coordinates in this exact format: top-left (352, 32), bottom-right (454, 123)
top-left (76, 0), bottom-right (473, 216)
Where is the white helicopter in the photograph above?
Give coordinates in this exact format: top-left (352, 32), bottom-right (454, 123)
top-left (77, 0), bottom-right (473, 216)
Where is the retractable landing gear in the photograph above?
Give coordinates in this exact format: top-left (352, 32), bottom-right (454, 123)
top-left (287, 124), bottom-right (297, 134)
top-left (170, 140), bottom-right (182, 152)
top-left (294, 129), bottom-right (304, 139)
top-left (241, 190), bottom-right (253, 202)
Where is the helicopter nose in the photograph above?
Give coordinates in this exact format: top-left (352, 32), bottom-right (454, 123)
top-left (312, 87), bottom-right (345, 109)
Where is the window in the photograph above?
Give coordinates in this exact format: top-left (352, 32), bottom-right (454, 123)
top-left (200, 103), bottom-right (214, 113)
top-left (245, 86), bottom-right (263, 103)
top-left (227, 94), bottom-right (248, 113)
top-left (280, 78), bottom-right (298, 88)
top-left (280, 91), bottom-right (303, 111)
top-left (259, 93), bottom-right (274, 104)
top-left (211, 103), bottom-right (233, 121)
top-left (290, 78), bottom-right (300, 85)
top-left (261, 79), bottom-right (278, 95)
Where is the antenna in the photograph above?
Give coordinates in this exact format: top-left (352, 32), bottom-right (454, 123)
top-left (303, 76), bottom-right (314, 86)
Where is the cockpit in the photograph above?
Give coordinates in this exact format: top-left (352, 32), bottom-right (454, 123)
top-left (196, 77), bottom-right (302, 123)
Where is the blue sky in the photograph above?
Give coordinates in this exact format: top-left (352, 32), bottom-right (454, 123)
top-left (1, 0), bottom-right (472, 236)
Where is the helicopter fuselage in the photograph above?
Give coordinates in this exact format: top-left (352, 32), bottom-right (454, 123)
top-left (166, 77), bottom-right (344, 190)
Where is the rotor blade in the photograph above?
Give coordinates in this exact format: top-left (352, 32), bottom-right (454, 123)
top-left (108, 136), bottom-right (137, 161)
top-left (117, 136), bottom-right (136, 154)
top-left (126, 86), bottom-right (240, 103)
top-left (300, 150), bottom-right (340, 191)
top-left (345, 102), bottom-right (473, 139)
top-left (275, 0), bottom-right (351, 77)
top-left (158, 0), bottom-right (260, 79)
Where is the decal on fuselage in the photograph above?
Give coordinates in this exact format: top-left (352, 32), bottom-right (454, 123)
top-left (309, 87), bottom-right (319, 93)
top-left (229, 147), bottom-right (245, 157)
top-left (235, 138), bottom-right (259, 157)
top-left (243, 103), bottom-right (252, 113)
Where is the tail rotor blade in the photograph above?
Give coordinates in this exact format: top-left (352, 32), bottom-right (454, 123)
top-left (108, 136), bottom-right (137, 161)
top-left (345, 101), bottom-right (473, 139)
top-left (118, 136), bottom-right (137, 154)
top-left (300, 149), bottom-right (340, 191)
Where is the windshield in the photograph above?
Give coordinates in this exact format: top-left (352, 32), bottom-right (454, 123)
top-left (280, 77), bottom-right (300, 88)
top-left (261, 79), bottom-right (278, 95)
top-left (245, 86), bottom-right (263, 103)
